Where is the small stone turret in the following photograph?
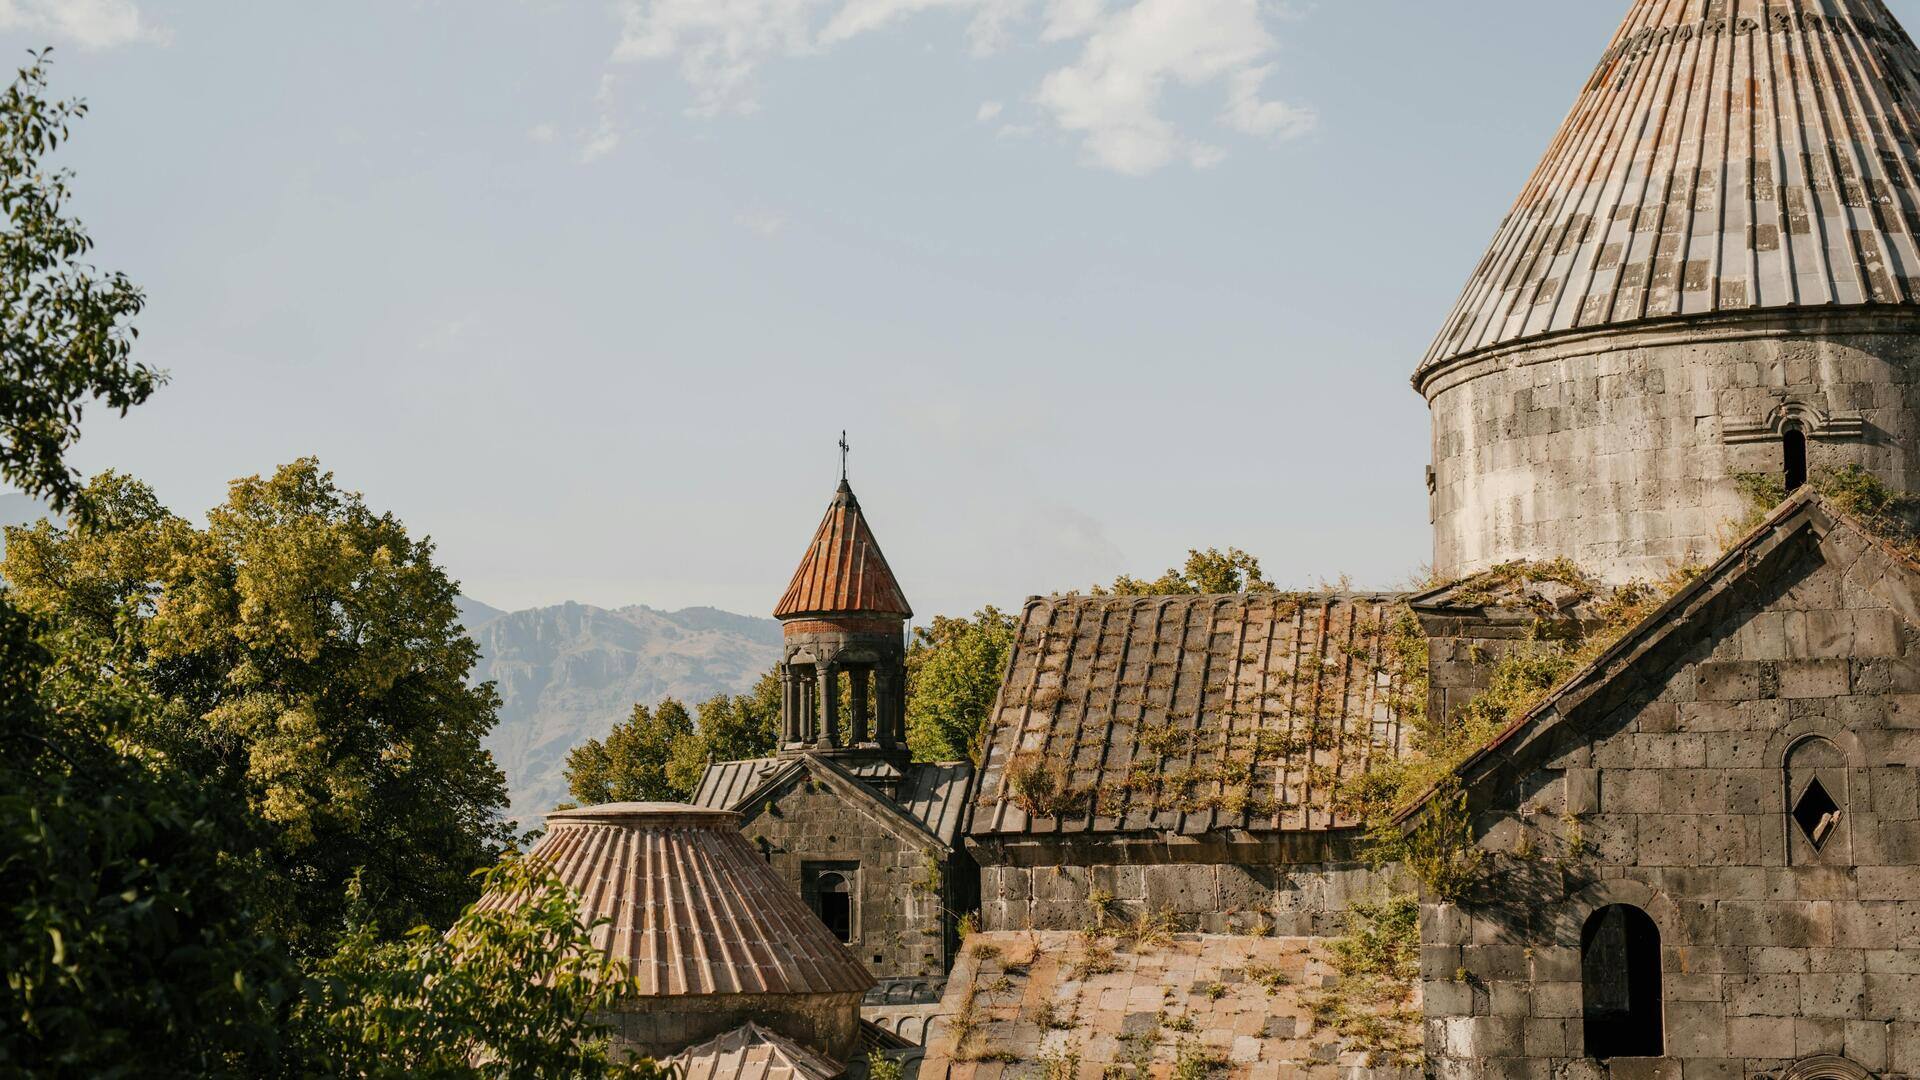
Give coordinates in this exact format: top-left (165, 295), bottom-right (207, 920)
top-left (773, 478), bottom-right (912, 766)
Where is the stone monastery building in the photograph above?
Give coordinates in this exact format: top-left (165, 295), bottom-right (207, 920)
top-left (684, 2), bottom-right (1920, 1078)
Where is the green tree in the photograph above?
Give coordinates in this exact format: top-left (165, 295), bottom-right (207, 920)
top-left (0, 54), bottom-right (158, 513)
top-left (0, 601), bottom-right (299, 1076)
top-left (566, 670), bottom-right (786, 809)
top-left (1098, 547), bottom-right (1274, 596)
top-left (297, 858), bottom-right (669, 1080)
top-left (4, 462), bottom-right (512, 953)
top-left (694, 667), bottom-right (781, 764)
top-left (566, 698), bottom-right (698, 805)
top-left (906, 607), bottom-right (1016, 763)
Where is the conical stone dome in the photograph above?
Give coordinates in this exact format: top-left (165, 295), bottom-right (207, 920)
top-left (774, 481), bottom-right (911, 621)
top-left (1425, 0), bottom-right (1920, 371)
top-left (1420, 0), bottom-right (1920, 584)
top-left (478, 803), bottom-right (872, 1060)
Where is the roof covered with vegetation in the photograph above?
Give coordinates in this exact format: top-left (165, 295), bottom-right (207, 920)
top-left (971, 593), bottom-right (1418, 838)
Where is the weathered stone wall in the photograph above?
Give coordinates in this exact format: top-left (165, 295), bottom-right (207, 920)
top-left (603, 991), bottom-right (864, 1061)
top-left (1422, 524), bottom-right (1920, 1080)
top-left (973, 835), bottom-right (1411, 936)
top-left (920, 931), bottom-right (1423, 1080)
top-left (1422, 310), bottom-right (1920, 584)
top-left (739, 774), bottom-right (952, 981)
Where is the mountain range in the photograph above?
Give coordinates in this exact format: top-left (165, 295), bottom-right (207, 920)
top-left (460, 600), bottom-right (784, 824)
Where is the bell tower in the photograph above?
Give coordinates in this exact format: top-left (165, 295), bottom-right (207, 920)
top-left (773, 439), bottom-right (912, 765)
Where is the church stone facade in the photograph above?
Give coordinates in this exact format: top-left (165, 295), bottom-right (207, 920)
top-left (1406, 2), bottom-right (1920, 1079)
top-left (696, 2), bottom-right (1920, 1077)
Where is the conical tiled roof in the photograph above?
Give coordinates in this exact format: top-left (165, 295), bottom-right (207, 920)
top-left (479, 803), bottom-right (873, 998)
top-left (1421, 0), bottom-right (1920, 378)
top-left (668, 1022), bottom-right (845, 1080)
top-left (774, 481), bottom-right (912, 620)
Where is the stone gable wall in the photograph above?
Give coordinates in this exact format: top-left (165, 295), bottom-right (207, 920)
top-left (740, 775), bottom-right (952, 981)
top-left (1422, 527), bottom-right (1920, 1080)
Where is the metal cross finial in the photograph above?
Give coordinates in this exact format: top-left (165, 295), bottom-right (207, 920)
top-left (838, 431), bottom-right (849, 482)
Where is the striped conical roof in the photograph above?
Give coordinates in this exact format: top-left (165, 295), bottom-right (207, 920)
top-left (1421, 0), bottom-right (1920, 379)
top-left (478, 803), bottom-right (874, 998)
top-left (774, 481), bottom-right (912, 621)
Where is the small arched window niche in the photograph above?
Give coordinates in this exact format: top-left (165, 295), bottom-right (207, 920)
top-left (1784, 422), bottom-right (1809, 491)
top-left (805, 864), bottom-right (856, 943)
top-left (1582, 904), bottom-right (1663, 1060)
top-left (1786, 736), bottom-right (1850, 865)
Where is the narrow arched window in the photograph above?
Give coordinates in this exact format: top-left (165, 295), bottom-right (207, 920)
top-left (814, 871), bottom-right (852, 942)
top-left (1784, 423), bottom-right (1808, 491)
top-left (1582, 905), bottom-right (1663, 1059)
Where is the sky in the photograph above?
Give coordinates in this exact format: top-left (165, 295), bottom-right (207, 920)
top-left (12, 0), bottom-right (1917, 621)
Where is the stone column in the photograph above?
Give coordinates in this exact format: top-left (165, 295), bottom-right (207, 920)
top-left (798, 669), bottom-right (816, 745)
top-left (816, 661), bottom-right (839, 748)
top-left (849, 668), bottom-right (871, 745)
top-left (875, 667), bottom-right (901, 748)
top-left (778, 664), bottom-right (800, 747)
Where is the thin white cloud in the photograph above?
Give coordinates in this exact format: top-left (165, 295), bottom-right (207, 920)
top-left (1035, 0), bottom-right (1312, 175)
top-left (579, 73), bottom-right (621, 163)
top-left (528, 122), bottom-right (559, 143)
top-left (734, 206), bottom-right (786, 237)
top-left (0, 0), bottom-right (165, 50)
top-left (605, 0), bottom-right (1314, 173)
top-left (975, 100), bottom-right (1002, 123)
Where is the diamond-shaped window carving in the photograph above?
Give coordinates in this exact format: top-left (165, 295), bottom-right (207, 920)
top-left (1792, 778), bottom-right (1841, 849)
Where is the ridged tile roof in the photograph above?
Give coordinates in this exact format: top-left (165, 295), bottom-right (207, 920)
top-left (775, 482), bottom-right (911, 621)
top-left (690, 757), bottom-right (976, 847)
top-left (1421, 0), bottom-right (1920, 379)
top-left (668, 1022), bottom-right (845, 1080)
top-left (483, 803), bottom-right (874, 997)
top-left (971, 594), bottom-right (1415, 838)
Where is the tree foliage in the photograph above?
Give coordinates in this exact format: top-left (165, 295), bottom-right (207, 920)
top-left (0, 54), bottom-right (158, 512)
top-left (566, 671), bottom-right (785, 809)
top-left (565, 698), bottom-right (698, 805)
top-left (1097, 547), bottom-right (1273, 596)
top-left (298, 858), bottom-right (668, 1080)
top-left (905, 606), bottom-right (1015, 763)
top-left (0, 601), bottom-right (298, 1077)
top-left (3, 461), bottom-right (512, 953)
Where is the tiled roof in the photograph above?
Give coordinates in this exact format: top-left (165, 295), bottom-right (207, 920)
top-left (897, 762), bottom-right (974, 846)
top-left (480, 803), bottom-right (874, 997)
top-left (1420, 0), bottom-right (1920, 379)
top-left (692, 757), bottom-right (976, 847)
top-left (971, 594), bottom-right (1414, 838)
top-left (775, 482), bottom-right (911, 620)
top-left (669, 1022), bottom-right (846, 1080)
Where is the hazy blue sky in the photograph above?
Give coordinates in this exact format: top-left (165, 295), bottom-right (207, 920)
top-left (12, 1), bottom-right (1914, 620)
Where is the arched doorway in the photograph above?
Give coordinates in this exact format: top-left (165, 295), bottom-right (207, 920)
top-left (1582, 904), bottom-right (1663, 1059)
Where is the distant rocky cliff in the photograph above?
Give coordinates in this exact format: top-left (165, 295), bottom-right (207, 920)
top-left (461, 601), bottom-right (783, 825)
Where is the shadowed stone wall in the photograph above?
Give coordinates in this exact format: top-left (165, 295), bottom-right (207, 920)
top-left (972, 835), bottom-right (1411, 936)
top-left (739, 774), bottom-right (958, 983)
top-left (1421, 310), bottom-right (1920, 585)
top-left (1421, 522), bottom-right (1920, 1080)
top-left (602, 990), bottom-right (864, 1062)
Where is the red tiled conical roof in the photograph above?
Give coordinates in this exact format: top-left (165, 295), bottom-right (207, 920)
top-left (774, 481), bottom-right (912, 621)
top-left (1421, 0), bottom-right (1920, 378)
top-left (477, 803), bottom-right (874, 998)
